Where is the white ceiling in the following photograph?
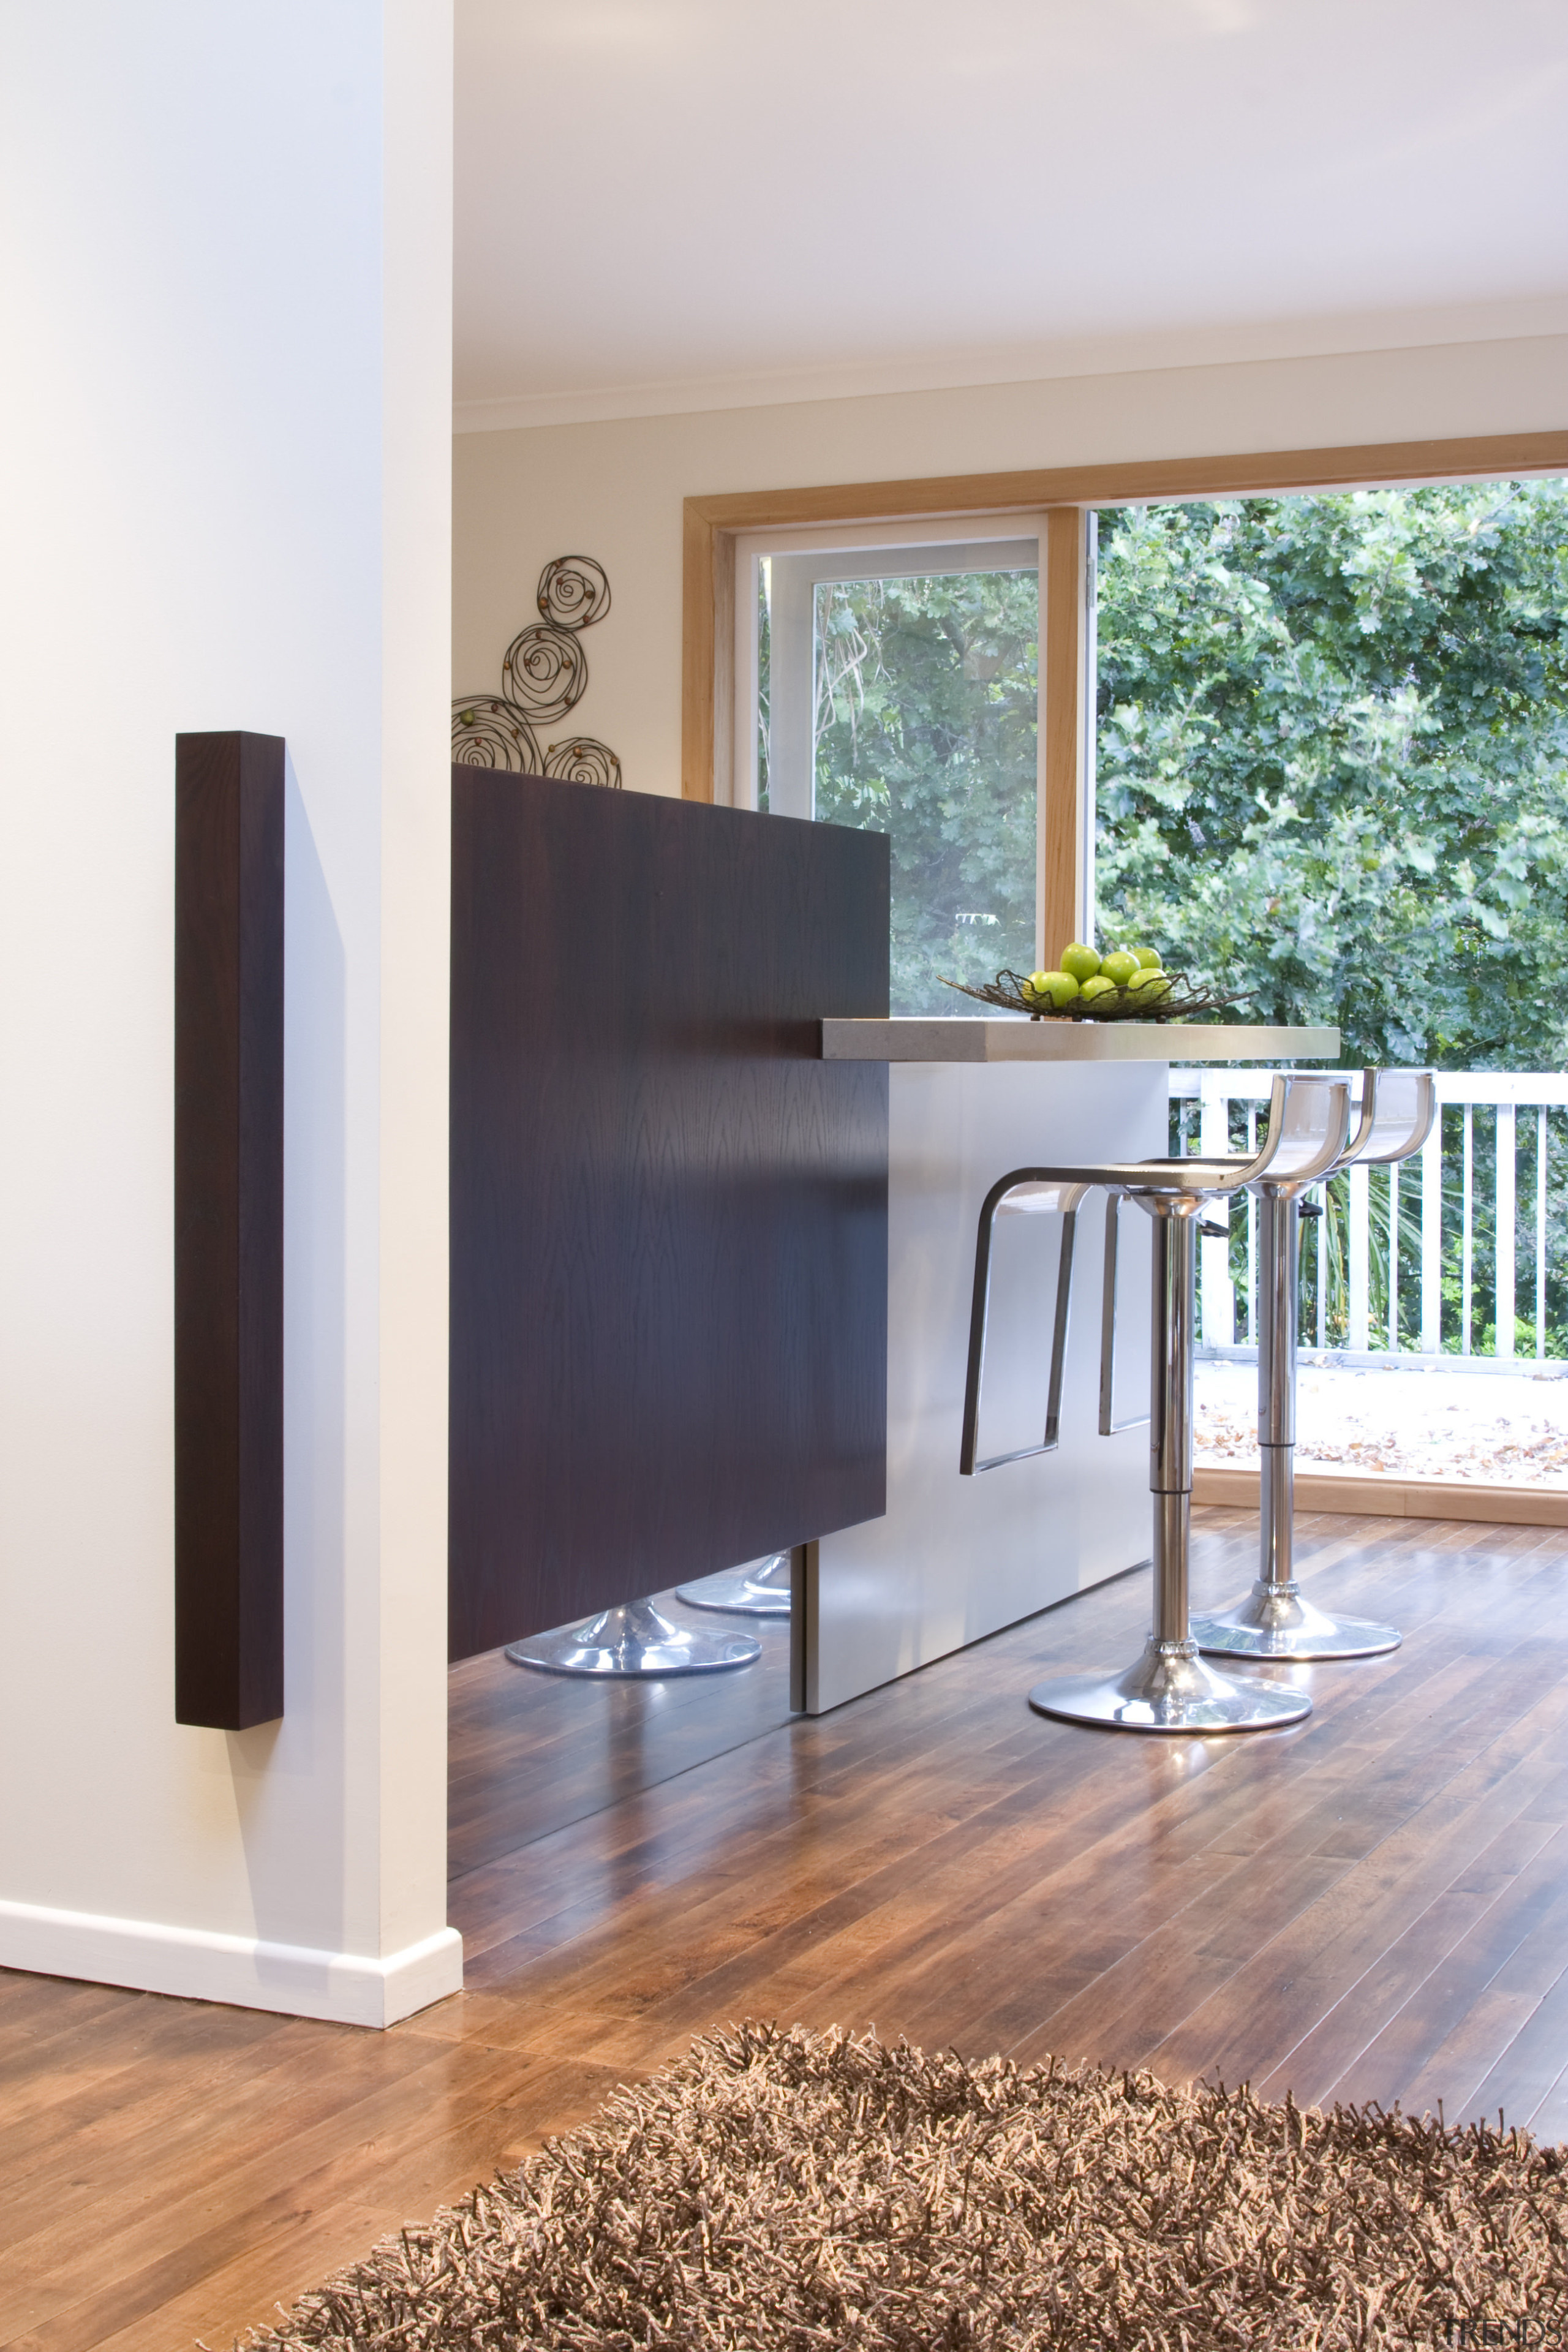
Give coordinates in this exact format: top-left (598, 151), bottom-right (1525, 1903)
top-left (454, 0), bottom-right (1568, 429)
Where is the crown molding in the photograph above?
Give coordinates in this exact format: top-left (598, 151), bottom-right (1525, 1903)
top-left (454, 298), bottom-right (1568, 435)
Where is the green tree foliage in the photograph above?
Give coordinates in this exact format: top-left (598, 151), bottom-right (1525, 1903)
top-left (1095, 482), bottom-right (1568, 1070)
top-left (809, 570), bottom-right (1038, 1015)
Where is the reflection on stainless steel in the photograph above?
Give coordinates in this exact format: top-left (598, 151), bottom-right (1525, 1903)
top-left (960, 1181), bottom-right (1085, 1475)
top-left (676, 1553), bottom-right (793, 1616)
top-left (505, 1596), bottom-right (760, 1677)
top-left (1099, 1191), bottom-right (1152, 1436)
top-left (811, 1062), bottom-right (1164, 1719)
top-left (1194, 1069), bottom-right (1434, 1665)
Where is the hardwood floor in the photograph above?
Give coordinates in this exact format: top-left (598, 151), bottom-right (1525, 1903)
top-left (6, 1507), bottom-right (1568, 2352)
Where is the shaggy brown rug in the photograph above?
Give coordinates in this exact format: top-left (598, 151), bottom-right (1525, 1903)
top-left (251, 2023), bottom-right (1567, 2351)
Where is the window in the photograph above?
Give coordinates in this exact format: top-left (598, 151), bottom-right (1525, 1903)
top-left (695, 435), bottom-right (1568, 1479)
top-left (698, 436), bottom-right (1564, 1028)
top-left (1091, 479), bottom-right (1568, 1071)
top-left (733, 518), bottom-right (1054, 1016)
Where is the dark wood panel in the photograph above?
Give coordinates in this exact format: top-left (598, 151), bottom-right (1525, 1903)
top-left (448, 774), bottom-right (889, 1661)
top-left (174, 731), bottom-right (285, 1728)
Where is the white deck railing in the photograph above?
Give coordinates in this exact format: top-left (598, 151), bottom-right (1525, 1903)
top-left (1169, 1070), bottom-right (1568, 1371)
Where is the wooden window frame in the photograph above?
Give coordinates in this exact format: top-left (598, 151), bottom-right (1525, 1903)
top-left (683, 430), bottom-right (1568, 955)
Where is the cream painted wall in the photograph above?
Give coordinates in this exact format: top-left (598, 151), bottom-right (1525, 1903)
top-left (0, 1), bottom-right (458, 2027)
top-left (453, 333), bottom-right (1566, 802)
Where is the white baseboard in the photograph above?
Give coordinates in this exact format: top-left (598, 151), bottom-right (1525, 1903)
top-left (0, 1898), bottom-right (463, 2028)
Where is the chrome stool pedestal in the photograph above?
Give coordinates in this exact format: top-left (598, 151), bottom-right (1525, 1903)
top-left (676, 1551), bottom-right (792, 1616)
top-left (505, 1595), bottom-right (760, 1677)
top-left (1192, 1069), bottom-right (1435, 1665)
top-left (1189, 1196), bottom-right (1400, 1661)
top-left (1028, 1199), bottom-right (1313, 1735)
top-left (963, 1074), bottom-right (1350, 1738)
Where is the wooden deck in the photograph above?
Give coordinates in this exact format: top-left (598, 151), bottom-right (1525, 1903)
top-left (6, 1506), bottom-right (1568, 2351)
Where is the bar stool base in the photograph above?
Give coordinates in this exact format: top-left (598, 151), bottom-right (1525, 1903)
top-left (1193, 1583), bottom-right (1401, 1661)
top-left (1029, 1637), bottom-right (1311, 1734)
top-left (505, 1597), bottom-right (761, 1678)
top-left (676, 1552), bottom-right (792, 1616)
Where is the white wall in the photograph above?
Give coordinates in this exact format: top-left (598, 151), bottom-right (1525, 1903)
top-left (453, 333), bottom-right (1566, 801)
top-left (0, 1), bottom-right (458, 2027)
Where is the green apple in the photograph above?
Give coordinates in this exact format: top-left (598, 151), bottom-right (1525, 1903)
top-left (1128, 968), bottom-right (1172, 1002)
top-left (1133, 945), bottom-right (1163, 969)
top-left (1079, 974), bottom-right (1116, 1003)
top-left (1038, 970), bottom-right (1080, 1009)
top-left (1060, 942), bottom-right (1101, 982)
top-left (1101, 949), bottom-right (1139, 988)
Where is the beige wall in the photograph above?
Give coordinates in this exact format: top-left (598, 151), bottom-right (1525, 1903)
top-left (453, 333), bottom-right (1566, 802)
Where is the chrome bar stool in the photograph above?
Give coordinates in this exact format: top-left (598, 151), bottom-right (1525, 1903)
top-left (677, 1551), bottom-right (793, 1616)
top-left (963, 1074), bottom-right (1349, 1733)
top-left (507, 1596), bottom-right (760, 1676)
top-left (1193, 1067), bottom-right (1437, 1662)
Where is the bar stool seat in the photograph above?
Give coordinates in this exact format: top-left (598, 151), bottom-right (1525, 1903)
top-left (962, 1074), bottom-right (1351, 1734)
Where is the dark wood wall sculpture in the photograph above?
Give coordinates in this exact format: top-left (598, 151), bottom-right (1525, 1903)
top-left (175, 731), bottom-right (285, 1727)
top-left (450, 773), bottom-right (889, 1661)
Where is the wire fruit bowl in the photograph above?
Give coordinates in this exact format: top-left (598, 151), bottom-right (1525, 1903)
top-left (940, 968), bottom-right (1251, 1023)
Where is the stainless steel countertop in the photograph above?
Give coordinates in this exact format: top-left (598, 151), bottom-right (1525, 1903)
top-left (820, 1018), bottom-right (1341, 1063)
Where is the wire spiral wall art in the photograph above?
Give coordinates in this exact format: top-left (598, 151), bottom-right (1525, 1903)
top-left (452, 555), bottom-right (622, 788)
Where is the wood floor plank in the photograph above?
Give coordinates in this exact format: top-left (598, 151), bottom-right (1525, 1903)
top-left (1324, 1824), bottom-right (1568, 2114)
top-left (998, 1852), bottom-right (1352, 2076)
top-left (7, 1506), bottom-right (1568, 2352)
top-left (0, 2035), bottom-right (559, 2345)
top-left (5, 2048), bottom-right (631, 2352)
top-left (0, 2027), bottom-right (505, 2332)
top-left (1463, 1957), bottom-right (1568, 2132)
top-left (1522, 2057), bottom-right (1568, 2150)
top-left (446, 1591), bottom-right (794, 1878)
top-left (1396, 1890), bottom-right (1568, 2128)
top-left (999, 1694), bottom-right (1566, 2079)
top-left (0, 1994), bottom-right (295, 2184)
top-left (0, 1978), bottom-right (147, 2069)
top-left (1100, 1684), bottom-right (1568, 2095)
top-left (467, 1739), bottom-right (1195, 2035)
top-left (1150, 1811), bottom-right (1525, 2096)
top-left (1251, 1885), bottom-right (1497, 2110)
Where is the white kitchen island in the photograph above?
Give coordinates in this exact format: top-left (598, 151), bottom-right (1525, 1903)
top-left (801, 1019), bottom-right (1339, 1713)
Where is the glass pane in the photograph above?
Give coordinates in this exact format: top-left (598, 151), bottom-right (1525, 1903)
top-left (810, 569), bottom-right (1038, 1017)
top-left (1091, 480), bottom-right (1568, 1072)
